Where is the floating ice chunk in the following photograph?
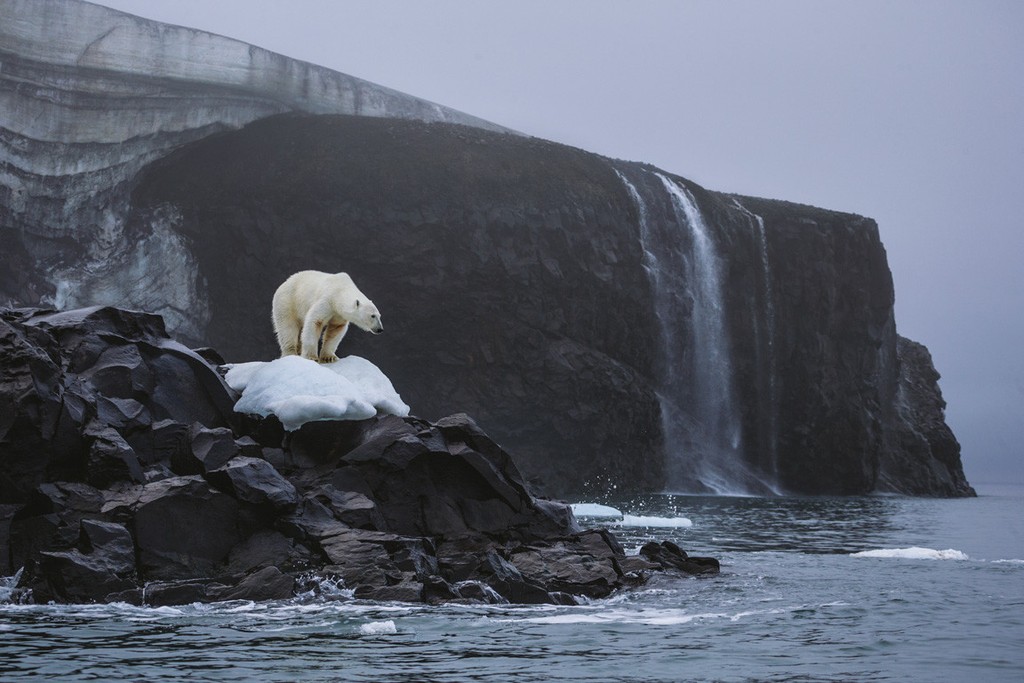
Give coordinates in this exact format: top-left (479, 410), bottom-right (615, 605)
top-left (850, 547), bottom-right (969, 560)
top-left (359, 620), bottom-right (397, 635)
top-left (570, 503), bottom-right (624, 518)
top-left (229, 356), bottom-right (410, 431)
top-left (615, 514), bottom-right (693, 529)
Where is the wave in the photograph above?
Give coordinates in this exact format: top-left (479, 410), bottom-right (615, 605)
top-left (849, 547), bottom-right (969, 560)
top-left (513, 601), bottom-right (841, 626)
top-left (358, 619), bottom-right (397, 635)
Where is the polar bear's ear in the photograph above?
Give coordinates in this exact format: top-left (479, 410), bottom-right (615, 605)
top-left (355, 299), bottom-right (361, 308)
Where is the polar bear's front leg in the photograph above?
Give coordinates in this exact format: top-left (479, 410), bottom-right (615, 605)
top-left (319, 322), bottom-right (349, 363)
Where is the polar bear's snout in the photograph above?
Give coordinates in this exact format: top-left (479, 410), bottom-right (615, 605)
top-left (370, 319), bottom-right (383, 334)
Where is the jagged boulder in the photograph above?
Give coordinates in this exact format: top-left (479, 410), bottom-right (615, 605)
top-left (1, 306), bottom-right (717, 605)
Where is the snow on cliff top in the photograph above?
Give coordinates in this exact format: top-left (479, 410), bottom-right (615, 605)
top-left (224, 355), bottom-right (410, 431)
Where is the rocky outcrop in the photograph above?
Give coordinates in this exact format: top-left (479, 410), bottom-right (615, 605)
top-left (876, 337), bottom-right (975, 496)
top-left (1, 1), bottom-right (971, 498)
top-left (0, 306), bottom-right (717, 605)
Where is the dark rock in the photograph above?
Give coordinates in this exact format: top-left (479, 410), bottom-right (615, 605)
top-left (144, 579), bottom-right (228, 607)
top-left (27, 519), bottom-right (138, 603)
top-left (84, 424), bottom-right (145, 488)
top-left (454, 580), bottom-right (506, 604)
top-left (320, 529), bottom-right (403, 589)
top-left (226, 530), bottom-right (295, 574)
top-left (479, 549), bottom-right (552, 605)
top-left (1, 304), bottom-right (717, 605)
top-left (170, 425), bottom-right (239, 475)
top-left (640, 541), bottom-right (720, 576)
top-left (219, 566), bottom-right (294, 602)
top-left (877, 337), bottom-right (976, 496)
top-left (309, 485), bottom-right (383, 530)
top-left (356, 578), bottom-right (423, 603)
top-left (205, 456), bottom-right (299, 511)
top-left (422, 575), bottom-right (459, 604)
top-left (509, 530), bottom-right (624, 599)
top-left (133, 476), bottom-right (241, 580)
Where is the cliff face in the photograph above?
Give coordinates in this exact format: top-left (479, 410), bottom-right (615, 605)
top-left (0, 1), bottom-right (972, 497)
top-left (119, 114), bottom-right (971, 497)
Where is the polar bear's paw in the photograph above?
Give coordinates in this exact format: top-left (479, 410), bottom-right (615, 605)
top-left (319, 353), bottom-right (339, 364)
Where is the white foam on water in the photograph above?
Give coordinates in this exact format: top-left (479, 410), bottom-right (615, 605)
top-left (991, 559), bottom-right (1024, 565)
top-left (0, 568), bottom-right (24, 603)
top-left (570, 503), bottom-right (624, 518)
top-left (850, 547), bottom-right (969, 560)
top-left (358, 619), bottom-right (397, 635)
top-left (517, 605), bottom-right (792, 626)
top-left (615, 514), bottom-right (693, 528)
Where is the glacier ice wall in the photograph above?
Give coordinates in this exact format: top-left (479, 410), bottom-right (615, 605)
top-left (0, 0), bottom-right (509, 341)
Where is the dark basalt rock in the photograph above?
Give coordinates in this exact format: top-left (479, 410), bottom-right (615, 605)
top-left (876, 337), bottom-right (976, 496)
top-left (1, 306), bottom-right (716, 605)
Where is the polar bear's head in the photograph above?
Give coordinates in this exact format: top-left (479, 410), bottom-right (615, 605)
top-left (350, 297), bottom-right (383, 335)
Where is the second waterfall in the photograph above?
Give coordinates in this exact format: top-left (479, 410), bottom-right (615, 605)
top-left (617, 168), bottom-right (777, 494)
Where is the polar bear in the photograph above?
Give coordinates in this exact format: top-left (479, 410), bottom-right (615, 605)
top-left (271, 270), bottom-right (383, 363)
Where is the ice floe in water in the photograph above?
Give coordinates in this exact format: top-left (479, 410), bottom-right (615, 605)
top-left (570, 503), bottom-right (624, 518)
top-left (849, 547), bottom-right (969, 560)
top-left (616, 514), bottom-right (693, 528)
top-left (224, 355), bottom-right (409, 430)
top-left (569, 504), bottom-right (693, 528)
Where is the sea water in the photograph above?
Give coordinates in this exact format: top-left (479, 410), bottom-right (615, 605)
top-left (2, 485), bottom-right (1022, 682)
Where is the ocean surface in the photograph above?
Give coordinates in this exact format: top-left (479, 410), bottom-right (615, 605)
top-left (2, 484), bottom-right (1022, 682)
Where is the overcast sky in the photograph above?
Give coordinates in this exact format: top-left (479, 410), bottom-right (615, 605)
top-left (96, 0), bottom-right (1024, 486)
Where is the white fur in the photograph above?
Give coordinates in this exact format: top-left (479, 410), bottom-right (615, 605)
top-left (271, 270), bottom-right (383, 363)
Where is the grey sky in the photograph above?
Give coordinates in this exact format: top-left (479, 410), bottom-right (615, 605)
top-left (95, 0), bottom-right (1024, 485)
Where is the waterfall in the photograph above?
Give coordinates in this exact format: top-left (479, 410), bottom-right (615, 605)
top-left (653, 173), bottom-right (753, 493)
top-left (733, 199), bottom-right (779, 484)
top-left (618, 167), bottom-right (773, 493)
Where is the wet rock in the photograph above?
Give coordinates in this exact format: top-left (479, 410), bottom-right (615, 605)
top-left (144, 579), bottom-right (229, 607)
top-left (219, 566), bottom-right (294, 602)
top-left (640, 541), bottom-right (720, 576)
top-left (29, 519), bottom-right (138, 603)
